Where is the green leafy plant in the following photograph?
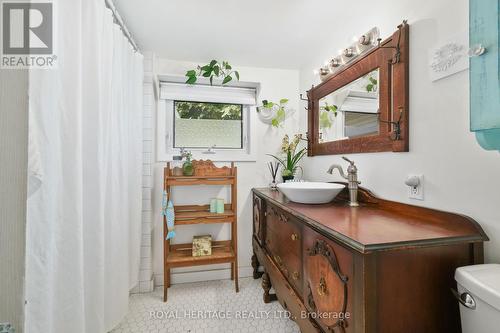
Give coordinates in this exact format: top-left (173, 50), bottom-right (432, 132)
top-left (185, 60), bottom-right (240, 85)
top-left (257, 99), bottom-right (289, 127)
top-left (366, 76), bottom-right (378, 92)
top-left (319, 102), bottom-right (338, 129)
top-left (176, 101), bottom-right (241, 120)
top-left (181, 150), bottom-right (193, 176)
top-left (181, 150), bottom-right (192, 161)
top-left (267, 134), bottom-right (306, 178)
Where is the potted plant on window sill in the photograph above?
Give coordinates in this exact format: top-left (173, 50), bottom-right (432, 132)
top-left (268, 134), bottom-right (307, 182)
top-left (182, 150), bottom-right (194, 176)
top-left (185, 60), bottom-right (240, 86)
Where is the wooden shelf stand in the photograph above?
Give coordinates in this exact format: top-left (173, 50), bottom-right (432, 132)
top-left (163, 161), bottom-right (239, 302)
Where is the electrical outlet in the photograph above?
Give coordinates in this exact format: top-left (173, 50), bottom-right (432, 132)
top-left (406, 174), bottom-right (424, 200)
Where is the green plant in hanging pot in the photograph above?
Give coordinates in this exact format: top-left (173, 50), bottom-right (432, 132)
top-left (268, 134), bottom-right (307, 182)
top-left (365, 74), bottom-right (378, 92)
top-left (319, 102), bottom-right (338, 129)
top-left (185, 60), bottom-right (240, 85)
top-left (181, 151), bottom-right (194, 176)
top-left (257, 99), bottom-right (289, 127)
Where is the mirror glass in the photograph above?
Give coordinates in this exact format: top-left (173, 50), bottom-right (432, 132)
top-left (318, 68), bottom-right (380, 143)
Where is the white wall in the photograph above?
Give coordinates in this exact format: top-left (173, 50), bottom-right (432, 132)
top-left (151, 58), bottom-right (301, 285)
top-left (131, 51), bottom-right (156, 294)
top-left (0, 69), bottom-right (28, 332)
top-left (299, 0), bottom-right (500, 263)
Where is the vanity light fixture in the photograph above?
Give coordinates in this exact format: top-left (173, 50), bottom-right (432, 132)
top-left (318, 26), bottom-right (380, 82)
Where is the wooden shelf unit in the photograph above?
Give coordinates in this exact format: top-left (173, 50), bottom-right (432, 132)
top-left (163, 161), bottom-right (239, 302)
top-left (174, 204), bottom-right (235, 225)
top-left (167, 240), bottom-right (235, 268)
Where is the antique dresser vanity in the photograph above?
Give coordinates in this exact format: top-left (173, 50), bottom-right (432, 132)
top-left (251, 187), bottom-right (487, 333)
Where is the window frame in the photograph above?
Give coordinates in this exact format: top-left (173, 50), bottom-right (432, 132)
top-left (156, 77), bottom-right (259, 162)
top-left (172, 100), bottom-right (244, 150)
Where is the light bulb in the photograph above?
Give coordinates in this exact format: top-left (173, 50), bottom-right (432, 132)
top-left (319, 67), bottom-right (330, 75)
top-left (358, 34), bottom-right (371, 45)
top-left (343, 48), bottom-right (355, 57)
top-left (330, 58), bottom-right (340, 67)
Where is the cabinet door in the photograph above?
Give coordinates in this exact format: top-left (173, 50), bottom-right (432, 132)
top-left (253, 195), bottom-right (265, 245)
top-left (265, 204), bottom-right (303, 294)
top-left (303, 230), bottom-right (354, 332)
top-left (266, 256), bottom-right (322, 333)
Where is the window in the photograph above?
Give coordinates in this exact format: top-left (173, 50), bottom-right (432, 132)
top-left (173, 101), bottom-right (243, 149)
top-left (157, 77), bottom-right (259, 162)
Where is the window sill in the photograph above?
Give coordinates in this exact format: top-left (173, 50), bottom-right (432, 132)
top-left (158, 151), bottom-right (257, 163)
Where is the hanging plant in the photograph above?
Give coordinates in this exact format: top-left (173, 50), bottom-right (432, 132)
top-left (319, 102), bottom-right (338, 129)
top-left (185, 60), bottom-right (240, 85)
top-left (257, 99), bottom-right (289, 127)
top-left (365, 75), bottom-right (378, 92)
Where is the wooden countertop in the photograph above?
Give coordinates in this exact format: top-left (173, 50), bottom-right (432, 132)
top-left (253, 186), bottom-right (488, 253)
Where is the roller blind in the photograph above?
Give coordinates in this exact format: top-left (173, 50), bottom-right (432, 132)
top-left (160, 82), bottom-right (257, 105)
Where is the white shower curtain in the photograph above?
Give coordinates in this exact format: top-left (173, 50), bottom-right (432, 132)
top-left (26, 0), bottom-right (143, 332)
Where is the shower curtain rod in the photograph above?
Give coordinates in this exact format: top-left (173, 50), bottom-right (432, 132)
top-left (104, 0), bottom-right (140, 52)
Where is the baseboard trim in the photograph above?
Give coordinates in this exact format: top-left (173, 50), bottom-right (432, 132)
top-left (154, 265), bottom-right (256, 287)
top-left (131, 275), bottom-right (154, 294)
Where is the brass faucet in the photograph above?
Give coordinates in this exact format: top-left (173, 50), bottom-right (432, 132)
top-left (327, 157), bottom-right (360, 207)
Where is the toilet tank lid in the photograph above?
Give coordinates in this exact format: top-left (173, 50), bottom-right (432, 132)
top-left (455, 264), bottom-right (500, 311)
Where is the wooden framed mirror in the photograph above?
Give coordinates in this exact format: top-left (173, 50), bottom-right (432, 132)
top-left (307, 22), bottom-right (409, 156)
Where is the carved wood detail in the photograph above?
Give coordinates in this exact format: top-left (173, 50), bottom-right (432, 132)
top-left (192, 159), bottom-right (232, 176)
top-left (262, 271), bottom-right (277, 303)
top-left (307, 283), bottom-right (317, 312)
top-left (253, 196), bottom-right (262, 244)
top-left (308, 239), bottom-right (349, 332)
top-left (251, 254), bottom-right (263, 279)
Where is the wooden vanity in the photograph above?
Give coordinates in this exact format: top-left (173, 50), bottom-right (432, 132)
top-left (251, 186), bottom-right (487, 333)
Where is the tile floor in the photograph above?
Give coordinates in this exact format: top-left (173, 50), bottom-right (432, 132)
top-left (111, 277), bottom-right (300, 333)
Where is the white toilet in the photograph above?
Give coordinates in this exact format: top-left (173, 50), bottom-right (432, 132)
top-left (454, 264), bottom-right (500, 333)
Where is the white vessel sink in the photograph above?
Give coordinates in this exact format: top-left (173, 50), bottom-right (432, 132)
top-left (277, 182), bottom-right (345, 204)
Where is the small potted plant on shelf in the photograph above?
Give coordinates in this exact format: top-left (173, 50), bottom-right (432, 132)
top-left (182, 150), bottom-right (194, 176)
top-left (268, 134), bottom-right (307, 182)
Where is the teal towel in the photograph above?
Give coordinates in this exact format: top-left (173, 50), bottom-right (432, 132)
top-left (162, 190), bottom-right (176, 240)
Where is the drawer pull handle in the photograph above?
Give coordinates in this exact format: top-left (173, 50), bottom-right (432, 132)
top-left (291, 233), bottom-right (299, 241)
top-left (292, 271), bottom-right (300, 280)
top-left (317, 276), bottom-right (328, 296)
